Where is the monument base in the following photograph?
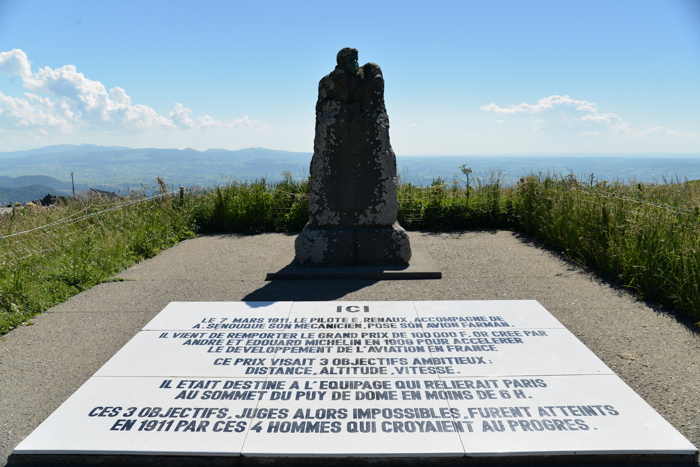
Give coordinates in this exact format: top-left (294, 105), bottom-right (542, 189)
top-left (267, 243), bottom-right (440, 280)
top-left (294, 222), bottom-right (411, 266)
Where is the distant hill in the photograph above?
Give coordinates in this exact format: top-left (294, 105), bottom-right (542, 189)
top-left (0, 184), bottom-right (65, 205)
top-left (0, 175), bottom-right (74, 190)
top-left (0, 173), bottom-right (125, 204)
top-left (0, 173), bottom-right (87, 204)
top-left (0, 174), bottom-right (102, 205)
top-left (0, 145), bottom-right (312, 188)
top-left (1, 145), bottom-right (698, 198)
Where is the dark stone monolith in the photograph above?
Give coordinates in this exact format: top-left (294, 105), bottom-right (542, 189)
top-left (295, 48), bottom-right (411, 265)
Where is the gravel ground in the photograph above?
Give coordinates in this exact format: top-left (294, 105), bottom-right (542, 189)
top-left (0, 231), bottom-right (697, 464)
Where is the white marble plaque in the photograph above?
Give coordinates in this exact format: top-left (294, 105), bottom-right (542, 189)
top-left (14, 300), bottom-right (698, 460)
top-left (94, 331), bottom-right (287, 378)
top-left (289, 300), bottom-right (415, 319)
top-left (412, 300), bottom-right (567, 329)
top-left (143, 301), bottom-right (293, 330)
top-left (242, 376), bottom-right (464, 457)
top-left (94, 328), bottom-right (612, 378)
top-left (444, 374), bottom-right (696, 456)
top-left (14, 377), bottom-right (254, 455)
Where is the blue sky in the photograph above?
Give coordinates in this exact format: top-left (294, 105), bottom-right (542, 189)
top-left (1, 0), bottom-right (699, 154)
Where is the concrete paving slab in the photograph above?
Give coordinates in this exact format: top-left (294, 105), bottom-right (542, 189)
top-left (0, 311), bottom-right (153, 462)
top-left (116, 234), bottom-right (295, 281)
top-left (47, 280), bottom-right (253, 314)
top-left (1, 231), bottom-right (698, 465)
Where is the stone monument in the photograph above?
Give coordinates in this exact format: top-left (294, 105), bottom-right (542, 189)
top-left (294, 47), bottom-right (411, 266)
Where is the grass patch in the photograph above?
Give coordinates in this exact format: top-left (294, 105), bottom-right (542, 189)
top-left (0, 194), bottom-right (196, 335)
top-left (514, 175), bottom-right (700, 321)
top-left (193, 174), bottom-right (309, 234)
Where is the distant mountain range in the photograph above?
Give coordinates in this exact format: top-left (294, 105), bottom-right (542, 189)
top-left (1, 144), bottom-right (699, 204)
top-left (0, 145), bottom-right (312, 189)
top-left (0, 183), bottom-right (61, 205)
top-left (0, 145), bottom-right (316, 203)
top-left (0, 174), bottom-right (74, 190)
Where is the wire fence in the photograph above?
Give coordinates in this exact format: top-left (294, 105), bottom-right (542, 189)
top-left (0, 190), bottom-right (180, 265)
top-left (568, 187), bottom-right (698, 215)
top-left (0, 191), bottom-right (177, 240)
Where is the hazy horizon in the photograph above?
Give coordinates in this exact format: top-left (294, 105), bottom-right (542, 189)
top-left (2, 146), bottom-right (699, 201)
top-left (3, 143), bottom-right (700, 158)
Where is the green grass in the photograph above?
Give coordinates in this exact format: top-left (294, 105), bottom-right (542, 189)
top-left (0, 193), bottom-right (196, 334)
top-left (397, 176), bottom-right (513, 231)
top-left (514, 176), bottom-right (700, 321)
top-left (2, 174), bottom-right (698, 336)
top-left (193, 175), bottom-right (309, 234)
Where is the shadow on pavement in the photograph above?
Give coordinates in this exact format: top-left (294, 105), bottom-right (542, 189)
top-left (243, 279), bottom-right (377, 303)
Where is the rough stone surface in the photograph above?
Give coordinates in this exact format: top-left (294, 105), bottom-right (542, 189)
top-left (295, 48), bottom-right (410, 265)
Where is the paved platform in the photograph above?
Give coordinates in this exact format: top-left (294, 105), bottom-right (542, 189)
top-left (0, 231), bottom-right (698, 465)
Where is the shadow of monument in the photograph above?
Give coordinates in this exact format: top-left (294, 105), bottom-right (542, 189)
top-left (242, 279), bottom-right (378, 303)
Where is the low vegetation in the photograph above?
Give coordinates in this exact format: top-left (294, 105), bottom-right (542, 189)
top-left (0, 191), bottom-right (196, 334)
top-left (2, 174), bottom-right (698, 335)
top-left (193, 174), bottom-right (309, 234)
top-left (514, 176), bottom-right (699, 321)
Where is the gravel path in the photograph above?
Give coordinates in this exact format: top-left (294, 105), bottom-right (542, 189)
top-left (0, 231), bottom-right (697, 464)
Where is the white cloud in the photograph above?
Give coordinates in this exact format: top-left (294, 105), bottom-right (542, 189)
top-left (0, 48), bottom-right (257, 134)
top-left (169, 103), bottom-right (196, 129)
top-left (167, 103), bottom-right (254, 130)
top-left (480, 94), bottom-right (688, 138)
top-left (480, 95), bottom-right (598, 115)
top-left (579, 112), bottom-right (631, 134)
top-left (0, 49), bottom-right (37, 84)
top-left (0, 91), bottom-right (70, 130)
